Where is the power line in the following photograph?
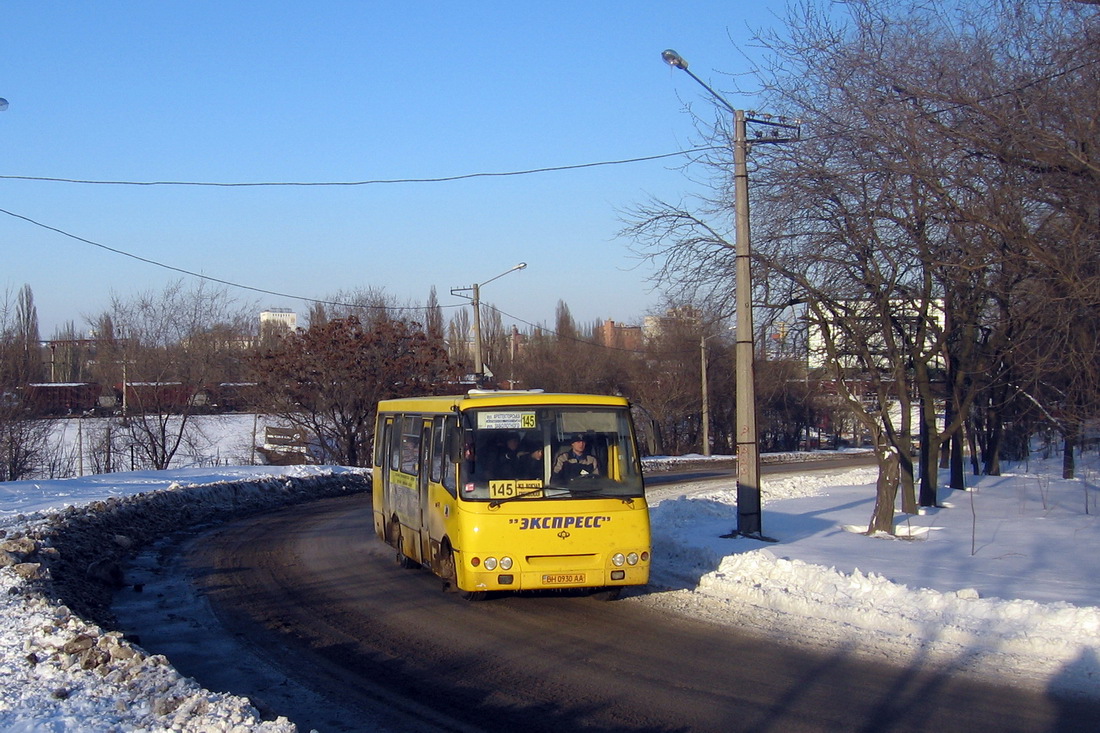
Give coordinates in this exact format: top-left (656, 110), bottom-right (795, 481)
top-left (0, 148), bottom-right (718, 188)
top-left (0, 206), bottom-right (457, 313)
top-left (793, 57), bottom-right (1100, 147)
top-left (0, 146), bottom-right (721, 321)
top-left (1, 203), bottom-right (701, 355)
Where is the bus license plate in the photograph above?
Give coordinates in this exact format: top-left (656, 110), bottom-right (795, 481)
top-left (543, 573), bottom-right (585, 585)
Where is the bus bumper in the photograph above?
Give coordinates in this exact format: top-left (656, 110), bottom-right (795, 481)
top-left (459, 564), bottom-right (649, 592)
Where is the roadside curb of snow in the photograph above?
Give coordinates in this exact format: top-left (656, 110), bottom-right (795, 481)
top-left (0, 469), bottom-right (370, 732)
top-left (679, 547), bottom-right (1100, 698)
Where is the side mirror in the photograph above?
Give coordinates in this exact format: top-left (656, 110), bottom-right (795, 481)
top-left (447, 426), bottom-right (473, 465)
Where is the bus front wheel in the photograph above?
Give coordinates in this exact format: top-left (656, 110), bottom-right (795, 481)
top-left (440, 543), bottom-right (487, 601)
top-left (590, 586), bottom-right (623, 601)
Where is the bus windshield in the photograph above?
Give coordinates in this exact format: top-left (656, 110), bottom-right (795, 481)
top-left (459, 405), bottom-right (644, 502)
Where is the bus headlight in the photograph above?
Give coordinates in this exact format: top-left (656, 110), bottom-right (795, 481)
top-left (484, 557), bottom-right (498, 571)
top-left (500, 556), bottom-right (513, 571)
top-left (611, 553), bottom-right (625, 567)
top-left (627, 552), bottom-right (639, 566)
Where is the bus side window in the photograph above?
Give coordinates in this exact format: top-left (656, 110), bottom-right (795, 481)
top-left (401, 432), bottom-right (420, 474)
top-left (430, 418), bottom-right (443, 484)
top-left (374, 418), bottom-right (391, 469)
top-left (389, 416), bottom-right (403, 471)
top-left (431, 416), bottom-right (457, 494)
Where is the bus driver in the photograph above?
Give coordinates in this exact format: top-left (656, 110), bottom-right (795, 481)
top-left (552, 434), bottom-right (600, 483)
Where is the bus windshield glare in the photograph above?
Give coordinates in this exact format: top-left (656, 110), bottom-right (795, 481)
top-left (459, 405), bottom-right (644, 501)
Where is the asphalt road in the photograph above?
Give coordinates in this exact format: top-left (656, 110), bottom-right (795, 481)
top-left (642, 452), bottom-right (880, 488)
top-left (156, 480), bottom-right (1099, 733)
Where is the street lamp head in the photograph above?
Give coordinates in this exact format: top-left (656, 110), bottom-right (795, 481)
top-left (661, 49), bottom-right (688, 70)
top-left (476, 262), bottom-right (529, 289)
top-left (660, 49), bottom-right (738, 115)
top-left (0, 98), bottom-right (8, 112)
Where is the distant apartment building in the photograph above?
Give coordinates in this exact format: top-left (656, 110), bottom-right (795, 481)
top-left (641, 306), bottom-right (702, 343)
top-left (598, 319), bottom-right (643, 351)
top-left (806, 298), bottom-right (945, 370)
top-left (260, 309), bottom-right (298, 336)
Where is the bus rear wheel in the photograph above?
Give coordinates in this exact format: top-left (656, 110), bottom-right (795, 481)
top-left (387, 518), bottom-right (416, 569)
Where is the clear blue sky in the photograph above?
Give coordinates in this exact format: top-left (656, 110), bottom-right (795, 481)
top-left (1, 2), bottom-right (784, 337)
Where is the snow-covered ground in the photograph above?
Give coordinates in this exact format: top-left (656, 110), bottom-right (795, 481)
top-left (641, 453), bottom-right (1100, 700)
top-left (1, 438), bottom-right (1098, 730)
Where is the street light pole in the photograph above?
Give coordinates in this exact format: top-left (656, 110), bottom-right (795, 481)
top-left (471, 281), bottom-right (484, 376)
top-left (700, 332), bottom-right (710, 457)
top-left (730, 107), bottom-right (762, 536)
top-left (662, 49), bottom-right (798, 539)
top-left (452, 263), bottom-right (527, 383)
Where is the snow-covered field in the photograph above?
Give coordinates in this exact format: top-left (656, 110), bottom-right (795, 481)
top-left (1, 414), bottom-right (1098, 730)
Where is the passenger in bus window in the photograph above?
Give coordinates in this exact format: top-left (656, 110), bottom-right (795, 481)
top-left (495, 433), bottom-right (525, 479)
top-left (520, 442), bottom-right (544, 480)
top-left (552, 434), bottom-right (600, 483)
top-left (496, 433), bottom-right (545, 480)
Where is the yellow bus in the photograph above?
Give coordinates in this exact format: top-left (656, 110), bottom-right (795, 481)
top-left (372, 390), bottom-right (650, 600)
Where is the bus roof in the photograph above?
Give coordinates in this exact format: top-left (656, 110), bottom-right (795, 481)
top-left (377, 390), bottom-right (630, 413)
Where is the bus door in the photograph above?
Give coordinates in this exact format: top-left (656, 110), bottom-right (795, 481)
top-left (417, 419), bottom-right (432, 563)
top-left (376, 415), bottom-right (394, 540)
top-left (423, 414), bottom-right (458, 572)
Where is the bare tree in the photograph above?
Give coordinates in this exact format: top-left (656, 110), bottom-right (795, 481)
top-left (626, 0), bottom-right (1100, 531)
top-left (252, 314), bottom-right (456, 466)
top-left (632, 321), bottom-right (707, 455)
top-left (91, 280), bottom-right (256, 470)
top-left (425, 286), bottom-right (445, 344)
top-left (0, 403), bottom-right (52, 481)
top-left (510, 301), bottom-right (632, 395)
top-left (15, 285), bottom-right (42, 384)
top-left (447, 307), bottom-right (472, 372)
top-left (0, 285), bottom-right (43, 390)
top-left (0, 285), bottom-right (50, 480)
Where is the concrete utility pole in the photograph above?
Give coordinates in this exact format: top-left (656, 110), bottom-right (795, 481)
top-left (662, 49), bottom-right (799, 539)
top-left (451, 263), bottom-right (526, 383)
top-left (700, 333), bottom-right (710, 457)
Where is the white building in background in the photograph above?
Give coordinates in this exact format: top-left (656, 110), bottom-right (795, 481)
top-left (260, 309), bottom-right (298, 335)
top-left (641, 305), bottom-right (701, 342)
top-left (806, 298), bottom-right (945, 370)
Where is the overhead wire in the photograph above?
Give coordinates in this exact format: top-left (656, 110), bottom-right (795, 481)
top-left (0, 148), bottom-right (718, 188)
top-left (0, 206), bottom-right (705, 355)
top-left (782, 57), bottom-right (1100, 148)
top-left (0, 146), bottom-right (718, 316)
top-left (10, 54), bottom-right (1087, 333)
top-left (0, 207), bottom-right (459, 313)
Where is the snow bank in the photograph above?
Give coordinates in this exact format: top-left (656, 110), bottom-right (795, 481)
top-left (692, 548), bottom-right (1100, 692)
top-left (642, 458), bottom-right (1100, 699)
top-left (0, 467), bottom-right (369, 732)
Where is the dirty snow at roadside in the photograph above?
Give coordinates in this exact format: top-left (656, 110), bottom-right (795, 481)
top-left (2, 444), bottom-right (1099, 730)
